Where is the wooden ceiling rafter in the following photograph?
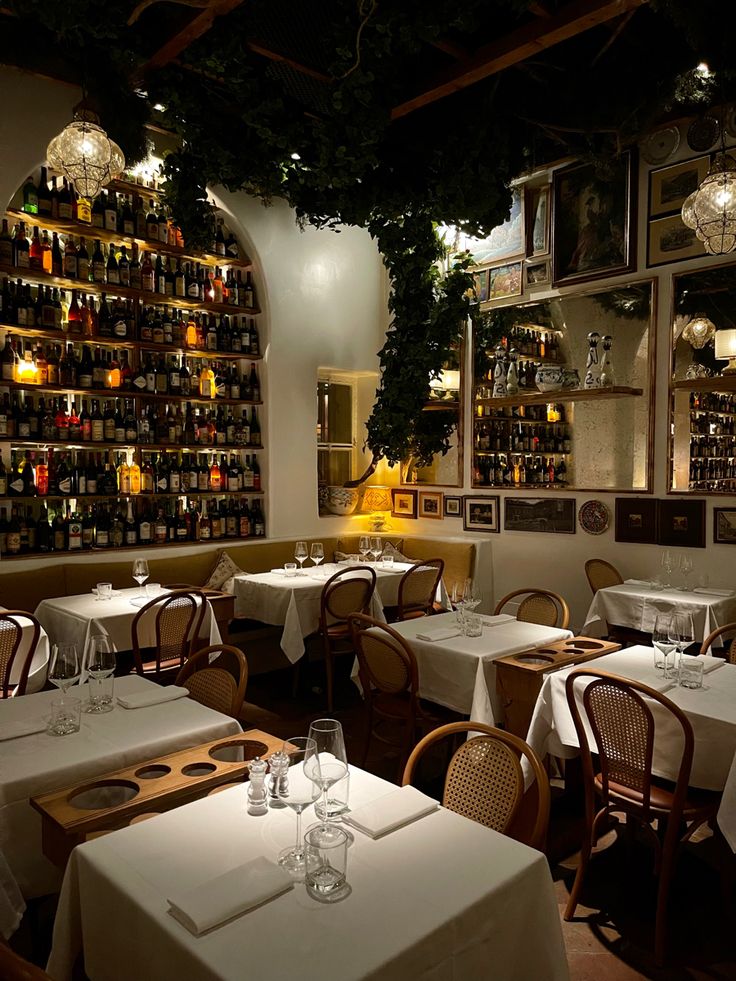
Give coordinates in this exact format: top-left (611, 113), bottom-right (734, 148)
top-left (244, 40), bottom-right (331, 83)
top-left (390, 0), bottom-right (649, 119)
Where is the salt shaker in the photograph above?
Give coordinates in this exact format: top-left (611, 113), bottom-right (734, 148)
top-left (267, 750), bottom-right (289, 809)
top-left (247, 756), bottom-right (268, 815)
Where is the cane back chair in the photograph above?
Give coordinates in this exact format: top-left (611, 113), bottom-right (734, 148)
top-left (132, 589), bottom-right (206, 681)
top-left (700, 622), bottom-right (736, 663)
top-left (494, 588), bottom-right (570, 629)
top-left (0, 610), bottom-right (41, 698)
top-left (319, 568), bottom-right (377, 712)
top-left (175, 643), bottom-right (248, 718)
top-left (395, 559), bottom-right (445, 621)
top-left (584, 558), bottom-right (624, 594)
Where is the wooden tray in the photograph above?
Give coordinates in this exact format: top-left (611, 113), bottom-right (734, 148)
top-left (31, 728), bottom-right (283, 866)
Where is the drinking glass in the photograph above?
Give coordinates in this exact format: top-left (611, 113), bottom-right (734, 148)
top-left (294, 541), bottom-right (308, 575)
top-left (132, 558), bottom-right (149, 597)
top-left (679, 555), bottom-right (694, 591)
top-left (652, 613), bottom-right (676, 673)
top-left (306, 719), bottom-right (350, 835)
top-left (668, 611), bottom-right (695, 679)
top-left (84, 635), bottom-right (116, 713)
top-left (310, 542), bottom-right (324, 572)
top-left (277, 737), bottom-right (321, 875)
top-left (462, 579), bottom-right (480, 613)
top-left (48, 644), bottom-right (81, 694)
top-left (369, 536), bottom-right (383, 563)
top-left (451, 581), bottom-right (466, 625)
top-left (358, 536), bottom-right (370, 562)
top-left (304, 826), bottom-right (348, 897)
top-left (660, 550), bottom-right (674, 588)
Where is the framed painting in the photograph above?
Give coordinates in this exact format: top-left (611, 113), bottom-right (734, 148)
top-left (647, 214), bottom-right (706, 267)
top-left (648, 155), bottom-right (710, 219)
top-left (552, 151), bottom-right (636, 287)
top-left (463, 496), bottom-right (500, 533)
top-left (444, 495), bottom-right (462, 517)
top-left (614, 498), bottom-right (657, 544)
top-left (473, 269), bottom-right (489, 303)
top-left (418, 490), bottom-right (443, 519)
top-left (657, 499), bottom-right (706, 548)
top-left (714, 508), bottom-right (736, 544)
top-left (503, 497), bottom-right (576, 534)
top-left (488, 261), bottom-right (523, 300)
top-left (391, 488), bottom-right (417, 519)
top-left (526, 184), bottom-right (550, 256)
top-left (524, 258), bottom-right (550, 289)
top-left (466, 187), bottom-right (525, 265)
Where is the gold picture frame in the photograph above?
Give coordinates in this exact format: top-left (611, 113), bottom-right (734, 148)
top-left (418, 491), bottom-right (443, 519)
top-left (648, 155), bottom-right (709, 219)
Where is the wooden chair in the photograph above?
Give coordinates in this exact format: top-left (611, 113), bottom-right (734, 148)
top-left (132, 590), bottom-right (206, 681)
top-left (564, 668), bottom-right (721, 965)
top-left (584, 558), bottom-right (623, 594)
top-left (494, 588), bottom-right (570, 629)
top-left (319, 568), bottom-right (377, 712)
top-left (0, 610), bottom-right (41, 698)
top-left (700, 622), bottom-right (736, 663)
top-left (350, 613), bottom-right (438, 781)
top-left (402, 721), bottom-right (550, 851)
top-left (0, 942), bottom-right (53, 980)
top-left (175, 643), bottom-right (248, 718)
top-left (394, 559), bottom-right (445, 621)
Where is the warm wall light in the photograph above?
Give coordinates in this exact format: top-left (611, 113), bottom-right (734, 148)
top-left (681, 153), bottom-right (736, 255)
top-left (715, 329), bottom-right (736, 372)
top-left (429, 369), bottom-right (461, 399)
top-left (361, 486), bottom-right (393, 531)
top-left (47, 105), bottom-right (125, 200)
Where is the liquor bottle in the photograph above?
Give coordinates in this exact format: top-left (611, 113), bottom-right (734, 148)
top-left (118, 245), bottom-right (130, 287)
top-left (37, 168), bottom-right (51, 216)
top-left (129, 455), bottom-right (141, 494)
top-left (175, 500), bottom-right (188, 541)
top-left (104, 191), bottom-right (118, 232)
top-left (1, 335), bottom-right (16, 381)
top-left (114, 401), bottom-right (125, 443)
top-left (51, 232), bottom-right (63, 277)
top-left (199, 360), bottom-right (215, 399)
top-left (6, 507), bottom-right (21, 555)
top-left (199, 497), bottom-right (211, 540)
top-left (37, 505), bottom-right (51, 552)
top-left (157, 202), bottom-right (169, 245)
top-left (81, 505), bottom-right (95, 548)
top-left (106, 243), bottom-right (119, 285)
top-left (243, 271), bottom-right (256, 309)
top-left (250, 406), bottom-right (261, 447)
top-left (239, 498), bottom-right (251, 538)
top-left (29, 226), bottom-right (43, 270)
top-left (209, 455), bottom-right (222, 492)
top-left (249, 364), bottom-right (260, 401)
top-left (124, 500), bottom-right (138, 546)
top-left (92, 240), bottom-right (105, 283)
top-left (251, 499), bottom-right (265, 536)
top-left (141, 454), bottom-right (154, 494)
top-left (95, 506), bottom-right (110, 548)
top-left (68, 401), bottom-right (81, 441)
top-left (77, 238), bottom-right (90, 282)
top-left (135, 196), bottom-right (147, 239)
top-left (117, 455), bottom-right (130, 494)
top-left (154, 508), bottom-right (167, 544)
top-left (138, 503), bottom-right (153, 545)
top-left (252, 454), bottom-right (261, 491)
top-left (91, 193), bottom-right (105, 229)
top-left (249, 319), bottom-right (259, 356)
top-left (121, 196), bottom-right (134, 237)
top-left (13, 222), bottom-right (30, 268)
top-left (68, 507), bottom-right (83, 551)
top-left (0, 219), bottom-right (12, 264)
top-left (58, 179), bottom-right (74, 221)
top-left (22, 175), bottom-right (39, 215)
top-left (155, 454), bottom-right (169, 493)
top-left (141, 250), bottom-right (155, 292)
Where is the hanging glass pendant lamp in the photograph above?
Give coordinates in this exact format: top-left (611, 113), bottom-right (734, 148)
top-left (681, 313), bottom-right (716, 349)
top-left (681, 151), bottom-right (736, 256)
top-left (46, 104), bottom-right (125, 200)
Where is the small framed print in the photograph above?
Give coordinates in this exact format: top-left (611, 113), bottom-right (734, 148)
top-left (463, 495), bottom-right (500, 533)
top-left (714, 508), bottom-right (736, 544)
top-left (418, 491), bottom-right (443, 519)
top-left (525, 259), bottom-right (550, 289)
top-left (648, 155), bottom-right (709, 219)
top-left (657, 498), bottom-right (706, 548)
top-left (615, 498), bottom-right (657, 544)
top-left (526, 184), bottom-right (550, 256)
top-left (444, 495), bottom-right (462, 517)
top-left (391, 488), bottom-right (418, 519)
top-left (647, 214), bottom-right (706, 267)
top-left (488, 261), bottom-right (523, 300)
top-left (467, 187), bottom-right (525, 264)
top-left (472, 269), bottom-right (489, 303)
top-left (504, 497), bottom-right (576, 534)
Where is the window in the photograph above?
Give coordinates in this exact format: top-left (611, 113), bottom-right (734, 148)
top-left (318, 374), bottom-right (357, 495)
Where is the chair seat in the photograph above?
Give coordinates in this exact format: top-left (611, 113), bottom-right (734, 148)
top-left (595, 773), bottom-right (721, 817)
top-left (325, 622), bottom-right (351, 639)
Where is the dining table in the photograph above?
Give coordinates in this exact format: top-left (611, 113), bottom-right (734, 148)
top-left (361, 611), bottom-right (573, 726)
top-left (46, 764), bottom-right (569, 981)
top-left (34, 588), bottom-right (222, 661)
top-left (0, 675), bottom-right (241, 939)
top-left (582, 580), bottom-right (736, 647)
top-left (524, 646), bottom-right (736, 853)
top-left (231, 561), bottom-right (450, 665)
top-left (0, 607), bottom-right (51, 695)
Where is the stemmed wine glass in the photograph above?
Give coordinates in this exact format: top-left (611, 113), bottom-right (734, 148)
top-left (679, 555), bottom-right (694, 591)
top-left (84, 635), bottom-right (116, 713)
top-left (305, 719), bottom-right (350, 843)
top-left (451, 581), bottom-right (466, 625)
top-left (660, 550), bottom-right (674, 588)
top-left (48, 644), bottom-right (81, 694)
top-left (358, 536), bottom-right (370, 563)
top-left (369, 536), bottom-right (383, 563)
top-left (310, 542), bottom-right (325, 575)
top-left (277, 737), bottom-right (321, 875)
top-left (294, 541), bottom-right (308, 575)
top-left (652, 613), bottom-right (676, 674)
top-left (462, 579), bottom-right (480, 613)
top-left (668, 611), bottom-right (695, 680)
top-left (132, 558), bottom-right (149, 598)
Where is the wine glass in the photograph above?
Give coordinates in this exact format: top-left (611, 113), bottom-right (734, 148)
top-left (84, 635), bottom-right (116, 713)
top-left (462, 579), bottom-right (480, 613)
top-left (369, 536), bottom-right (383, 563)
top-left (48, 644), bottom-right (81, 694)
top-left (451, 581), bottom-right (466, 624)
top-left (132, 558), bottom-right (149, 597)
top-left (669, 611), bottom-right (695, 680)
top-left (652, 613), bottom-right (676, 674)
top-left (305, 719), bottom-right (350, 839)
top-left (660, 550), bottom-right (674, 588)
top-left (679, 555), bottom-right (694, 591)
top-left (310, 542), bottom-right (325, 574)
top-left (358, 536), bottom-right (370, 562)
top-left (277, 737), bottom-right (321, 875)
top-left (294, 541), bottom-right (308, 575)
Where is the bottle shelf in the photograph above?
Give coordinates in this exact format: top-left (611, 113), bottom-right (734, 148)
top-left (0, 535), bottom-right (267, 560)
top-left (690, 409), bottom-right (736, 419)
top-left (471, 482), bottom-right (568, 490)
top-left (0, 263), bottom-right (261, 318)
top-left (422, 400), bottom-right (460, 412)
top-left (6, 207), bottom-right (252, 270)
top-left (3, 439), bottom-right (263, 452)
top-left (138, 342), bottom-right (259, 361)
top-left (475, 386), bottom-right (642, 409)
top-left (674, 377), bottom-right (736, 394)
top-left (0, 490), bottom-right (264, 502)
top-left (474, 450), bottom-right (570, 456)
top-left (0, 380), bottom-right (262, 407)
top-left (474, 415), bottom-right (567, 425)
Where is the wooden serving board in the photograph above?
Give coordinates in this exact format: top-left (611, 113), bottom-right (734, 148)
top-left (495, 636), bottom-right (621, 738)
top-left (31, 729), bottom-right (283, 866)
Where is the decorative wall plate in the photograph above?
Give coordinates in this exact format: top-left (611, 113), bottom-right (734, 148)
top-left (578, 499), bottom-right (610, 535)
top-left (641, 126), bottom-right (680, 165)
top-left (687, 116), bottom-right (720, 153)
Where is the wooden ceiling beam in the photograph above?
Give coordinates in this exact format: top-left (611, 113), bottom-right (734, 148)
top-left (245, 40), bottom-right (331, 82)
top-left (391, 0), bottom-right (648, 120)
top-left (428, 38), bottom-right (470, 60)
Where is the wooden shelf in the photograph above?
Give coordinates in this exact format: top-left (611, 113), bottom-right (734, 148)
top-left (5, 439), bottom-right (263, 452)
top-left (475, 386), bottom-right (642, 408)
top-left (673, 377), bottom-right (736, 393)
top-left (0, 380), bottom-right (261, 407)
top-left (0, 490), bottom-right (264, 502)
top-left (471, 482), bottom-right (568, 490)
top-left (423, 400), bottom-right (460, 412)
top-left (0, 536), bottom-right (266, 560)
top-left (474, 450), bottom-right (569, 456)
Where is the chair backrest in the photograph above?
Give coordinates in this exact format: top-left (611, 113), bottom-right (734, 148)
top-left (402, 721), bottom-right (550, 851)
top-left (175, 644), bottom-right (248, 717)
top-left (320, 567), bottom-right (377, 627)
top-left (700, 622), bottom-right (736, 664)
top-left (348, 613), bottom-right (420, 697)
top-left (565, 668), bottom-right (694, 821)
top-left (494, 588), bottom-right (570, 629)
top-left (584, 558), bottom-right (623, 595)
top-left (397, 559), bottom-right (444, 619)
top-left (0, 942), bottom-right (53, 980)
top-left (0, 611), bottom-right (40, 698)
top-left (132, 590), bottom-right (207, 677)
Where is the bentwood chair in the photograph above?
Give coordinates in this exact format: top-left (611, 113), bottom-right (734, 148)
top-left (318, 568), bottom-right (377, 712)
top-left (349, 613), bottom-right (439, 781)
top-left (402, 721), bottom-right (550, 852)
top-left (175, 643), bottom-right (248, 718)
top-left (564, 668), bottom-right (721, 965)
top-left (700, 622), bottom-right (736, 663)
top-left (584, 558), bottom-right (624, 594)
top-left (494, 588), bottom-right (570, 629)
top-left (394, 559), bottom-right (445, 622)
top-left (0, 610), bottom-right (41, 698)
top-left (132, 590), bottom-right (207, 681)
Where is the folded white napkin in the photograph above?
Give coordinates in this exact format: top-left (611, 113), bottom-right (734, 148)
top-left (344, 785), bottom-right (439, 839)
top-left (416, 627), bottom-right (462, 642)
top-left (0, 719), bottom-right (47, 741)
top-left (117, 686), bottom-right (189, 710)
top-left (625, 579), bottom-right (653, 587)
top-left (269, 568), bottom-right (288, 576)
top-left (478, 614), bottom-right (515, 626)
top-left (167, 856), bottom-right (293, 936)
top-left (693, 586), bottom-right (734, 597)
top-left (682, 655), bottom-right (724, 675)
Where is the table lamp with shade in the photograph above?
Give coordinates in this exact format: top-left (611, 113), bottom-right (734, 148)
top-left (715, 329), bottom-right (736, 373)
top-left (361, 486), bottom-right (393, 532)
top-left (428, 369), bottom-right (461, 400)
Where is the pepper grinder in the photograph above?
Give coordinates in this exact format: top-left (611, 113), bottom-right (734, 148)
top-left (247, 756), bottom-right (268, 815)
top-left (267, 749), bottom-right (288, 809)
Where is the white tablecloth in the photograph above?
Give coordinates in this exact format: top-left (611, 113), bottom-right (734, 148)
top-left (582, 582), bottom-right (736, 645)
top-left (34, 589), bottom-right (221, 659)
top-left (0, 607), bottom-right (51, 695)
top-left (524, 646), bottom-right (736, 851)
top-left (232, 563), bottom-right (448, 664)
top-left (367, 612), bottom-right (572, 726)
top-left (0, 675), bottom-right (241, 936)
top-left (47, 766), bottom-right (568, 981)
